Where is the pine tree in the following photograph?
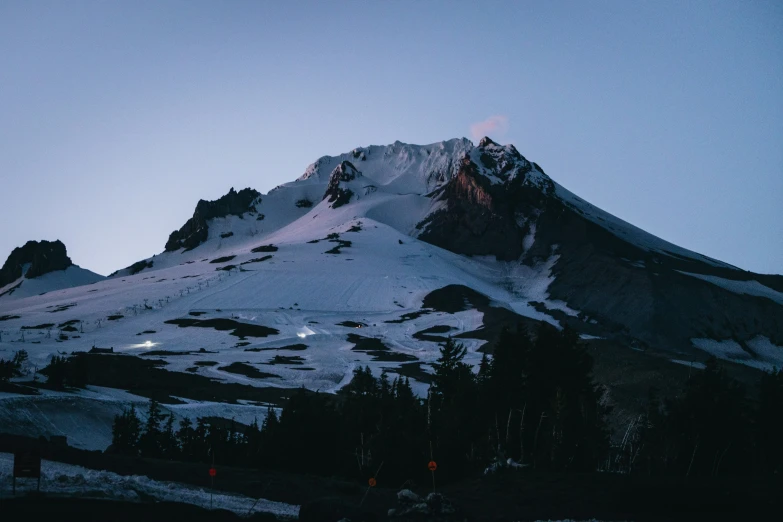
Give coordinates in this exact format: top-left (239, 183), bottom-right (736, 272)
top-left (259, 406), bottom-right (280, 466)
top-left (429, 338), bottom-right (484, 480)
top-left (431, 338), bottom-right (472, 402)
top-left (245, 417), bottom-right (262, 464)
top-left (12, 350), bottom-right (28, 375)
top-left (0, 358), bottom-right (14, 381)
top-left (41, 355), bottom-right (68, 389)
top-left (177, 417), bottom-right (196, 460)
top-left (111, 405), bottom-right (141, 455)
top-left (160, 414), bottom-right (179, 458)
top-left (139, 399), bottom-right (165, 458)
top-left (194, 417), bottom-right (209, 461)
top-left (345, 366), bottom-right (378, 397)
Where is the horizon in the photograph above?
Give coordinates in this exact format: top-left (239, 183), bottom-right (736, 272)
top-left (1, 1), bottom-right (781, 275)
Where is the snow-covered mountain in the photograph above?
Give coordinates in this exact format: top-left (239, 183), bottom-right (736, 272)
top-left (1, 137), bottom-right (781, 448)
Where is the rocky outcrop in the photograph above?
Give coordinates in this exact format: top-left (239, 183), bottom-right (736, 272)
top-left (323, 161), bottom-right (361, 209)
top-left (164, 188), bottom-right (261, 252)
top-left (0, 240), bottom-right (73, 287)
top-left (416, 138), bottom-right (550, 261)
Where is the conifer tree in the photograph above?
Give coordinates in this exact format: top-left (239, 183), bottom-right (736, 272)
top-left (429, 338), bottom-right (483, 480)
top-left (41, 355), bottom-right (68, 389)
top-left (177, 417), bottom-right (196, 460)
top-left (139, 399), bottom-right (165, 457)
top-left (111, 405), bottom-right (141, 455)
top-left (160, 414), bottom-right (179, 458)
top-left (245, 417), bottom-right (262, 464)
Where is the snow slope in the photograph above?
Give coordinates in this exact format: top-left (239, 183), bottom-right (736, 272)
top-left (0, 386), bottom-right (278, 450)
top-left (677, 271), bottom-right (783, 306)
top-left (554, 183), bottom-right (736, 269)
top-left (691, 337), bottom-right (783, 372)
top-left (0, 265), bottom-right (104, 301)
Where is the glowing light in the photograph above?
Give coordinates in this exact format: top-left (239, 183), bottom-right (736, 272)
top-left (296, 326), bottom-right (316, 339)
top-left (128, 340), bottom-right (160, 349)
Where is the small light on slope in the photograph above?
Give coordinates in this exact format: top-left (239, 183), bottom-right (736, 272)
top-left (296, 326), bottom-right (316, 339)
top-left (128, 340), bottom-right (159, 349)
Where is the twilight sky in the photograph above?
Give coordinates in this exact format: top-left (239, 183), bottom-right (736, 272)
top-left (1, 1), bottom-right (781, 276)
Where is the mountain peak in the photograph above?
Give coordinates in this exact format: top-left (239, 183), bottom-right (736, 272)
top-left (478, 136), bottom-right (499, 148)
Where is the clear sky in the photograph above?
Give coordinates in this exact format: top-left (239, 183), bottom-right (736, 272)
top-left (1, 0), bottom-right (781, 276)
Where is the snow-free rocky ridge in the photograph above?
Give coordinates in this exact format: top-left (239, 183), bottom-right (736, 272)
top-left (1, 137), bottom-right (781, 448)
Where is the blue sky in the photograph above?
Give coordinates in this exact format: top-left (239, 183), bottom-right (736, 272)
top-left (1, 0), bottom-right (781, 275)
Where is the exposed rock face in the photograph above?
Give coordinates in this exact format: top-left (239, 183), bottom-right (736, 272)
top-left (415, 136), bottom-right (783, 356)
top-left (0, 240), bottom-right (73, 287)
top-left (164, 188), bottom-right (261, 252)
top-left (536, 204), bottom-right (783, 350)
top-left (323, 161), bottom-right (361, 209)
top-left (417, 139), bottom-right (551, 261)
top-left (126, 259), bottom-right (153, 275)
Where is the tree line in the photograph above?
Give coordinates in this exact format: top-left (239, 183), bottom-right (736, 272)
top-left (0, 349), bottom-right (28, 381)
top-left (97, 324), bottom-right (783, 484)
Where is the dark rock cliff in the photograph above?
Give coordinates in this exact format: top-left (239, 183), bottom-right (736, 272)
top-left (165, 188), bottom-right (261, 252)
top-left (0, 240), bottom-right (73, 287)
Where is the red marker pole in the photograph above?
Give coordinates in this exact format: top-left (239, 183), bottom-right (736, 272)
top-left (208, 467), bottom-right (216, 509)
top-left (429, 441), bottom-right (436, 493)
top-left (209, 449), bottom-right (216, 510)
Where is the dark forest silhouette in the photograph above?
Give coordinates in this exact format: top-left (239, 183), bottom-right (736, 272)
top-left (20, 323), bottom-right (779, 484)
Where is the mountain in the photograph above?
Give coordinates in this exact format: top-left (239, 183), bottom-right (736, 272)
top-left (0, 137), bottom-right (781, 448)
top-left (0, 240), bottom-right (104, 300)
top-left (417, 137), bottom-right (783, 362)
